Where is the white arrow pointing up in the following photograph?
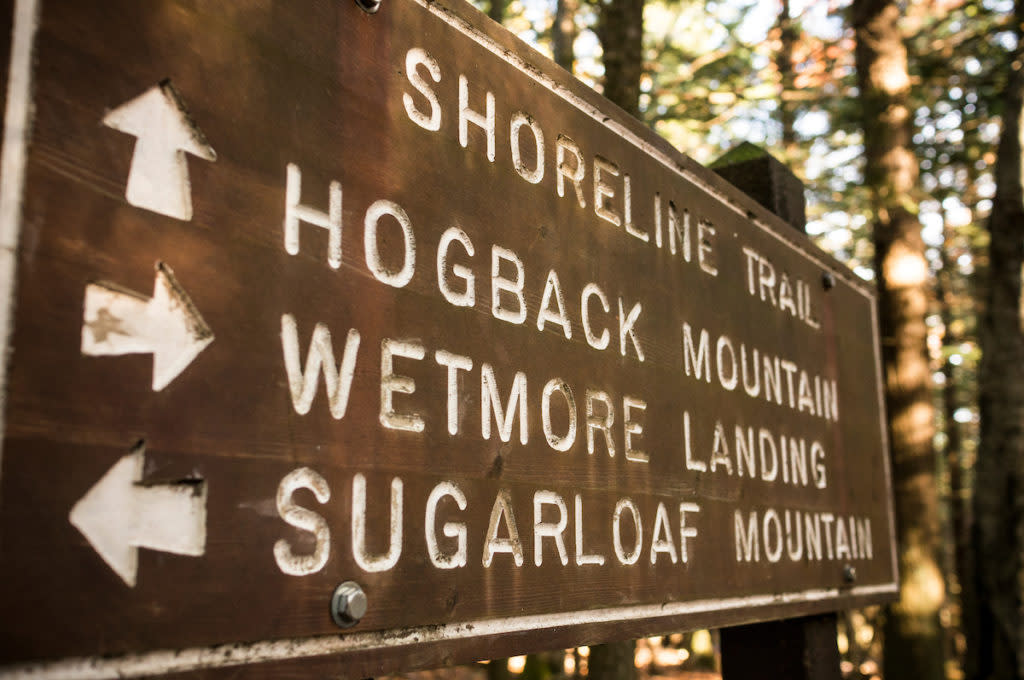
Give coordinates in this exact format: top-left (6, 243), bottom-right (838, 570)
top-left (70, 444), bottom-right (207, 588)
top-left (81, 262), bottom-right (214, 391)
top-left (103, 80), bottom-right (216, 221)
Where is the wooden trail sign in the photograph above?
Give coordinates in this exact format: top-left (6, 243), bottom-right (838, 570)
top-left (0, 0), bottom-right (897, 677)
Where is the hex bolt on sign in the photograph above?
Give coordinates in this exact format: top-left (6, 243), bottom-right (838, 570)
top-left (331, 581), bottom-right (368, 628)
top-left (355, 0), bottom-right (381, 13)
top-left (822, 271), bottom-right (836, 290)
top-left (843, 564), bottom-right (857, 585)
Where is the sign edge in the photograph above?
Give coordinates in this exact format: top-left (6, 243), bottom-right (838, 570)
top-left (0, 0), bottom-right (40, 503)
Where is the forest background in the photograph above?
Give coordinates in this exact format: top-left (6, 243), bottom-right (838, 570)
top-left (431, 0), bottom-right (1024, 678)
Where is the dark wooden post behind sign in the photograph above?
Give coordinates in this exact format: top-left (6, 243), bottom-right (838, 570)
top-left (713, 145), bottom-right (841, 680)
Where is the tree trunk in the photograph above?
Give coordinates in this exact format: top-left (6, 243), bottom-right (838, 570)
top-left (552, 0), bottom-right (578, 73)
top-left (969, 0), bottom-right (1024, 676)
top-left (488, 0), bottom-right (506, 24)
top-left (588, 641), bottom-right (635, 680)
top-left (775, 0), bottom-right (797, 156)
top-left (595, 0), bottom-right (644, 117)
top-left (939, 218), bottom-right (969, 676)
top-left (488, 658), bottom-right (511, 680)
top-left (852, 1), bottom-right (946, 678)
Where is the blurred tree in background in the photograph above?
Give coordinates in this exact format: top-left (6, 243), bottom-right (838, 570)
top-left (853, 0), bottom-right (945, 676)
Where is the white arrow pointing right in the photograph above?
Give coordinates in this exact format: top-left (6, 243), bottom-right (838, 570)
top-left (81, 262), bottom-right (214, 391)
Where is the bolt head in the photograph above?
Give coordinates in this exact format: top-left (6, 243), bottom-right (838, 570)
top-left (842, 564), bottom-right (857, 584)
top-left (331, 581), bottom-right (367, 628)
top-left (822, 271), bottom-right (836, 290)
top-left (354, 0), bottom-right (382, 13)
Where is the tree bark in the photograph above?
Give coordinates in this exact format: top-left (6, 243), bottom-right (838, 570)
top-left (588, 641), bottom-right (635, 680)
top-left (595, 0), bottom-right (644, 117)
top-left (488, 0), bottom-right (506, 24)
top-left (552, 0), bottom-right (578, 73)
top-left (852, 0), bottom-right (945, 678)
top-left (969, 1), bottom-right (1024, 677)
top-left (775, 0), bottom-right (797, 155)
top-left (488, 658), bottom-right (511, 680)
top-left (939, 217), bottom-right (969, 677)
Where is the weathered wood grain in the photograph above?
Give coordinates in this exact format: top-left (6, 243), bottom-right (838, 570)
top-left (0, 1), bottom-right (895, 677)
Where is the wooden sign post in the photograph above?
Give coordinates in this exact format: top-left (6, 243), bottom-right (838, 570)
top-left (0, 1), bottom-right (895, 678)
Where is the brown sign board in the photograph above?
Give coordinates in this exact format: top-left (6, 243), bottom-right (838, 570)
top-left (0, 0), bottom-right (897, 677)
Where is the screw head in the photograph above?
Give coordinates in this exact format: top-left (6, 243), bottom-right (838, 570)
top-left (843, 564), bottom-right (857, 584)
top-left (354, 0), bottom-right (382, 13)
top-left (822, 271), bottom-right (836, 290)
top-left (331, 581), bottom-right (367, 628)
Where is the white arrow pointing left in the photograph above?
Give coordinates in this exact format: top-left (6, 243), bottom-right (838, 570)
top-left (82, 262), bottom-right (214, 391)
top-left (69, 444), bottom-right (207, 588)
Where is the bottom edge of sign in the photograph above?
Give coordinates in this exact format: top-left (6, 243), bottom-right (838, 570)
top-left (0, 583), bottom-right (898, 680)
